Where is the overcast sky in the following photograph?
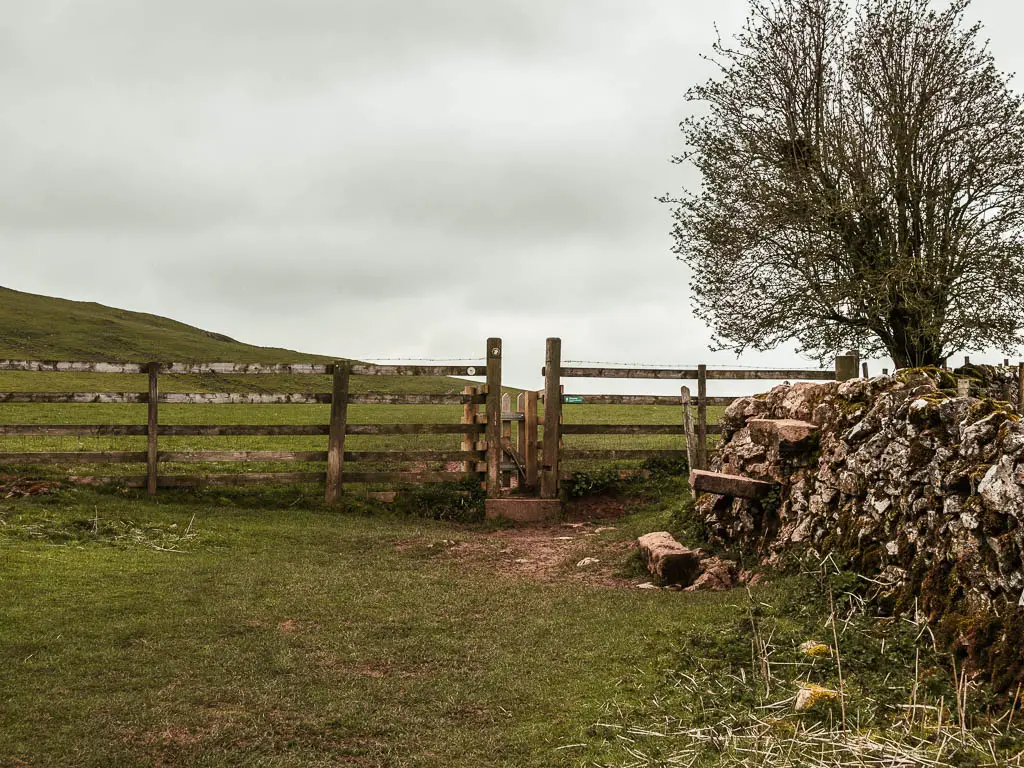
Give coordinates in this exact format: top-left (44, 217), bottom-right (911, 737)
top-left (1, 1), bottom-right (1021, 392)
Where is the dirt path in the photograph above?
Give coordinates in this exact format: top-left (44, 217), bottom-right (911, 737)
top-left (398, 497), bottom-right (651, 589)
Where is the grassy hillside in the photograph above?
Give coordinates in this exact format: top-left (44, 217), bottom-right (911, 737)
top-left (0, 287), bottom-right (478, 395)
top-left (0, 285), bottom-right (335, 364)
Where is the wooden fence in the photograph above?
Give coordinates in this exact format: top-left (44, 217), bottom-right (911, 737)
top-left (0, 339), bottom-right (505, 500)
top-left (0, 340), bottom-right (897, 501)
top-left (537, 339), bottom-right (855, 498)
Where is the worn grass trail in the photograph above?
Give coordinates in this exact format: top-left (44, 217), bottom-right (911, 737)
top-left (0, 488), bottom-right (740, 767)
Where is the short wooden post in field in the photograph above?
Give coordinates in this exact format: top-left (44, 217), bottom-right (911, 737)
top-left (523, 390), bottom-right (538, 490)
top-left (461, 385), bottom-right (477, 478)
top-left (325, 360), bottom-right (351, 503)
top-left (485, 338), bottom-right (502, 497)
top-left (696, 364), bottom-right (708, 471)
top-left (146, 362), bottom-right (160, 496)
top-left (541, 337), bottom-right (562, 499)
top-left (681, 386), bottom-right (697, 473)
top-left (835, 353), bottom-right (858, 382)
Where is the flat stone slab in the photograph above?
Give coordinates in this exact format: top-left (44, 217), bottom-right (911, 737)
top-left (485, 498), bottom-right (563, 523)
top-left (637, 532), bottom-right (702, 586)
top-left (748, 418), bottom-right (819, 450)
top-left (690, 469), bottom-right (774, 500)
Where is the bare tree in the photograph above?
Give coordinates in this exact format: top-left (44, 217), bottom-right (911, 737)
top-left (666, 0), bottom-right (1024, 368)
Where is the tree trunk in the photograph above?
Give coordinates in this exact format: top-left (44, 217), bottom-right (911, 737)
top-left (886, 309), bottom-right (945, 369)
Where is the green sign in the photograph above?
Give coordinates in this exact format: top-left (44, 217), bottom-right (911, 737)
top-left (563, 395), bottom-right (584, 404)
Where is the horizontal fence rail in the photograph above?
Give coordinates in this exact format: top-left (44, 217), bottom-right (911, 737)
top-left (0, 360), bottom-right (487, 377)
top-left (550, 367), bottom-right (836, 381)
top-left (0, 392), bottom-right (487, 406)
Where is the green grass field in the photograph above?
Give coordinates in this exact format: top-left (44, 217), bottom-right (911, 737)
top-left (2, 485), bottom-right (1018, 767)
top-left (2, 289), bottom-right (1021, 766)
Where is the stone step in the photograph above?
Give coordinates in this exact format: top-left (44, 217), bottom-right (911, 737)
top-left (748, 418), bottom-right (819, 451)
top-left (485, 498), bottom-right (562, 523)
top-left (689, 469), bottom-right (774, 500)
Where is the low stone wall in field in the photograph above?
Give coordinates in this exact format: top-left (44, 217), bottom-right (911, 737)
top-left (698, 366), bottom-right (1024, 690)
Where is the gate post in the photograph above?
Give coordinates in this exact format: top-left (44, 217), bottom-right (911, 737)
top-left (541, 338), bottom-right (562, 498)
top-left (485, 338), bottom-right (502, 497)
top-left (835, 352), bottom-right (858, 381)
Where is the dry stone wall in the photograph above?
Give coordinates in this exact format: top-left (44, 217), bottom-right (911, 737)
top-left (698, 366), bottom-right (1024, 690)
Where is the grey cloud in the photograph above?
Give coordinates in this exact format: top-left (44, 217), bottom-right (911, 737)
top-left (2, 0), bottom-right (1018, 391)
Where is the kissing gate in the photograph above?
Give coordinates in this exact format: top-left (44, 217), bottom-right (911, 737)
top-left (0, 337), bottom-right (850, 503)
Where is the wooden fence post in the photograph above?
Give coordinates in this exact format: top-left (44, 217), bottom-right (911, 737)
top-left (1018, 362), bottom-right (1024, 414)
top-left (681, 386), bottom-right (697, 472)
top-left (325, 360), bottom-right (350, 503)
top-left (835, 353), bottom-right (858, 381)
top-left (485, 338), bottom-right (502, 497)
top-left (542, 338), bottom-right (562, 498)
top-left (461, 385), bottom-right (476, 478)
top-left (696, 364), bottom-right (708, 471)
top-left (524, 390), bottom-right (538, 491)
top-left (147, 362), bottom-right (159, 496)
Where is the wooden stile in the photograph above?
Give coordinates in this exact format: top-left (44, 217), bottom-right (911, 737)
top-left (485, 338), bottom-right (502, 497)
top-left (325, 361), bottom-right (350, 503)
top-left (541, 338), bottom-right (562, 498)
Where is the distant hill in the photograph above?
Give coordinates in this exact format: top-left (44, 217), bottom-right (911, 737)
top-left (0, 287), bottom-right (488, 395)
top-left (0, 286), bottom-right (334, 364)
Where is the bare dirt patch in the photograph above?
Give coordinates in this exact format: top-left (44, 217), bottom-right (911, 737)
top-left (398, 495), bottom-right (650, 588)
